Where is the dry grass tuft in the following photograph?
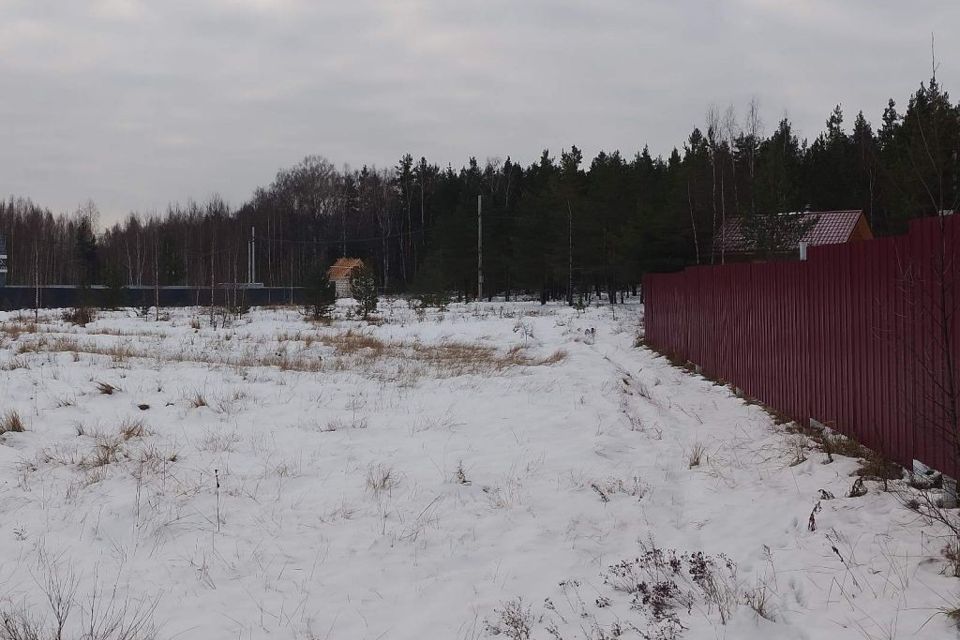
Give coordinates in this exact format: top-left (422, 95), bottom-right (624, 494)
top-left (366, 463), bottom-right (399, 497)
top-left (188, 391), bottom-right (208, 409)
top-left (118, 417), bottom-right (150, 440)
top-left (0, 410), bottom-right (26, 434)
top-left (319, 330), bottom-right (387, 355)
top-left (821, 432), bottom-right (871, 460)
top-left (688, 441), bottom-right (706, 468)
top-left (80, 435), bottom-right (124, 469)
top-left (95, 381), bottom-right (119, 395)
top-left (0, 356), bottom-right (30, 371)
top-left (537, 349), bottom-right (568, 366)
top-left (0, 320), bottom-right (38, 340)
top-left (856, 454), bottom-right (902, 483)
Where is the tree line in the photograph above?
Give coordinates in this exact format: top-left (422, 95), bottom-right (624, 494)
top-left (1, 76), bottom-right (957, 303)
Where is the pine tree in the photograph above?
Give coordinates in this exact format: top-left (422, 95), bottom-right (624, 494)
top-left (350, 264), bottom-right (378, 319)
top-left (75, 214), bottom-right (98, 287)
top-left (305, 262), bottom-right (336, 320)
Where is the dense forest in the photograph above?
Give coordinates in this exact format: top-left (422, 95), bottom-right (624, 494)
top-left (1, 77), bottom-right (958, 303)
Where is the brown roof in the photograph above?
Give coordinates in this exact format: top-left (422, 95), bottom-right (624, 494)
top-left (328, 258), bottom-right (365, 280)
top-left (715, 210), bottom-right (867, 254)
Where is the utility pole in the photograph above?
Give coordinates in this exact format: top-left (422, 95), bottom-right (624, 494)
top-left (477, 194), bottom-right (483, 301)
top-left (33, 239), bottom-right (39, 322)
top-left (567, 200), bottom-right (573, 306)
top-left (248, 226), bottom-right (256, 284)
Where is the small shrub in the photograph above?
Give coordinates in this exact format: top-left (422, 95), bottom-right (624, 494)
top-left (62, 307), bottom-right (96, 326)
top-left (743, 583), bottom-right (775, 621)
top-left (0, 410), bottom-right (26, 434)
top-left (0, 574), bottom-right (158, 640)
top-left (788, 442), bottom-right (807, 467)
top-left (305, 263), bottom-right (337, 320)
top-left (604, 546), bottom-right (741, 638)
top-left (485, 598), bottom-right (533, 640)
top-left (417, 291), bottom-right (450, 311)
top-left (821, 432), bottom-right (870, 460)
top-left (856, 454), bottom-right (902, 490)
top-left (942, 539), bottom-right (960, 577)
top-left (350, 265), bottom-right (379, 320)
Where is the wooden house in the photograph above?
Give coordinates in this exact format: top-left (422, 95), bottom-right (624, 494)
top-left (0, 235), bottom-right (7, 287)
top-left (327, 258), bottom-right (365, 298)
top-left (714, 209), bottom-right (873, 262)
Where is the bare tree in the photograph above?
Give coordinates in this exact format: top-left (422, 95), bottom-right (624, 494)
top-left (705, 105), bottom-right (721, 264)
top-left (744, 97), bottom-right (764, 215)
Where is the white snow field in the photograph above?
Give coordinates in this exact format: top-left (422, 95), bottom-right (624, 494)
top-left (0, 300), bottom-right (957, 640)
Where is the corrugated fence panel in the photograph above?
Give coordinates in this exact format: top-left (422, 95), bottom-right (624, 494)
top-left (643, 215), bottom-right (960, 478)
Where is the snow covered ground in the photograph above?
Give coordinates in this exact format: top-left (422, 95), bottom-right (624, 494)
top-left (0, 300), bottom-right (956, 639)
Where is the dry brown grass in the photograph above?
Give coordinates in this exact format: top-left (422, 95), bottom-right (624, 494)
top-left (0, 356), bottom-right (29, 371)
top-left (366, 463), bottom-right (399, 497)
top-left (96, 381), bottom-right (119, 395)
top-left (688, 441), bottom-right (706, 468)
top-left (118, 417), bottom-right (150, 440)
top-left (0, 320), bottom-right (37, 340)
top-left (79, 434), bottom-right (124, 469)
top-left (856, 454), bottom-right (903, 482)
top-left (315, 330), bottom-right (388, 355)
top-left (9, 324), bottom-right (566, 381)
top-left (821, 432), bottom-right (871, 460)
top-left (0, 410), bottom-right (26, 434)
top-left (188, 390), bottom-right (208, 409)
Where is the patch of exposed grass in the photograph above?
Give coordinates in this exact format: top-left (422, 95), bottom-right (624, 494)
top-left (0, 410), bottom-right (26, 434)
top-left (188, 391), bottom-right (208, 409)
top-left (688, 442), bottom-right (706, 468)
top-left (366, 463), bottom-right (399, 498)
top-left (118, 417), bottom-right (150, 441)
top-left (80, 435), bottom-right (124, 469)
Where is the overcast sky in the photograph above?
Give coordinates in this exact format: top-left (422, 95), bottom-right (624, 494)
top-left (1, 0), bottom-right (957, 223)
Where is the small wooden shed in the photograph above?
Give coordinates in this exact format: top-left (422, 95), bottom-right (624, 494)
top-left (327, 258), bottom-right (365, 298)
top-left (714, 209), bottom-right (873, 261)
top-left (0, 235), bottom-right (7, 287)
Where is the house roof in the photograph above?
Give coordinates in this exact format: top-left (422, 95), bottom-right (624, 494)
top-left (327, 258), bottom-right (364, 280)
top-left (715, 210), bottom-right (866, 254)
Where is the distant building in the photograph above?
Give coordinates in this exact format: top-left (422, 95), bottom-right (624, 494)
top-left (327, 258), bottom-right (365, 298)
top-left (714, 209), bottom-right (873, 262)
top-left (0, 235), bottom-right (7, 286)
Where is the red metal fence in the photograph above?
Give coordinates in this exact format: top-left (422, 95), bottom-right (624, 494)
top-left (643, 215), bottom-right (960, 478)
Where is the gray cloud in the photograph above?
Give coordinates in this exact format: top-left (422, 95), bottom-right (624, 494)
top-left (1, 0), bottom-right (957, 222)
